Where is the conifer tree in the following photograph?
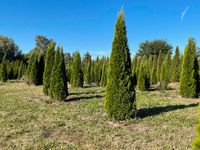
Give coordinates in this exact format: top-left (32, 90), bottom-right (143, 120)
top-left (83, 52), bottom-right (92, 84)
top-left (1, 54), bottom-right (7, 82)
top-left (94, 57), bottom-right (102, 85)
top-left (105, 10), bottom-right (136, 120)
top-left (30, 53), bottom-right (39, 85)
top-left (91, 60), bottom-right (95, 83)
top-left (18, 62), bottom-right (23, 79)
top-left (151, 55), bottom-right (157, 84)
top-left (137, 56), bottom-right (150, 91)
top-left (171, 46), bottom-right (181, 82)
top-left (50, 47), bottom-right (68, 100)
top-left (132, 56), bottom-right (137, 86)
top-left (100, 63), bottom-right (107, 87)
top-left (38, 54), bottom-right (44, 85)
top-left (70, 51), bottom-right (84, 87)
top-left (193, 110), bottom-right (200, 150)
top-left (156, 50), bottom-right (163, 82)
top-left (180, 38), bottom-right (199, 98)
top-left (43, 42), bottom-right (55, 95)
top-left (160, 51), bottom-right (171, 89)
top-left (26, 53), bottom-right (35, 83)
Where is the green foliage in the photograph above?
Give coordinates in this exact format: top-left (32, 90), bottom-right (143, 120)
top-left (132, 56), bottom-right (138, 86)
top-left (160, 51), bottom-right (171, 89)
top-left (0, 35), bottom-right (22, 63)
top-left (65, 53), bottom-right (73, 82)
top-left (30, 53), bottom-right (39, 85)
top-left (70, 51), bottom-right (84, 87)
top-left (94, 57), bottom-right (102, 85)
top-left (50, 47), bottom-right (68, 100)
top-left (18, 62), bottom-right (23, 79)
top-left (26, 53), bottom-right (35, 83)
top-left (1, 54), bottom-right (7, 82)
top-left (137, 56), bottom-right (150, 91)
top-left (105, 10), bottom-right (136, 120)
top-left (171, 46), bottom-right (181, 82)
top-left (83, 52), bottom-right (92, 84)
top-left (151, 55), bottom-right (157, 84)
top-left (38, 55), bottom-right (44, 85)
top-left (100, 63), bottom-right (107, 87)
top-left (180, 38), bottom-right (199, 98)
top-left (43, 42), bottom-right (55, 95)
top-left (136, 40), bottom-right (173, 57)
top-left (156, 50), bottom-right (163, 82)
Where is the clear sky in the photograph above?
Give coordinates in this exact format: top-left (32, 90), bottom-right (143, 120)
top-left (0, 0), bottom-right (199, 57)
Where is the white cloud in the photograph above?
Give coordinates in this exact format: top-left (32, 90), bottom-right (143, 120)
top-left (181, 6), bottom-right (190, 21)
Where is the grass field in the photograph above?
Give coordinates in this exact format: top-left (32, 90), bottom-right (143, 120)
top-left (0, 81), bottom-right (199, 150)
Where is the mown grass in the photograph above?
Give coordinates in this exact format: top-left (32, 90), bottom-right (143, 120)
top-left (0, 81), bottom-right (199, 150)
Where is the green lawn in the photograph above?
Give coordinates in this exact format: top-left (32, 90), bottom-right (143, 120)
top-left (0, 81), bottom-right (199, 150)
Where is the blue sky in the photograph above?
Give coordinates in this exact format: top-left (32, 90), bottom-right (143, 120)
top-left (0, 0), bottom-right (200, 57)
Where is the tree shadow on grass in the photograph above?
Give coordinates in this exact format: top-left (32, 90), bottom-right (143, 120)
top-left (69, 90), bottom-right (105, 96)
top-left (136, 103), bottom-right (199, 118)
top-left (64, 95), bottom-right (104, 103)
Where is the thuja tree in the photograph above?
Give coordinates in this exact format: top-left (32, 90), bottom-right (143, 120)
top-left (50, 46), bottom-right (68, 100)
top-left (105, 10), bottom-right (136, 120)
top-left (132, 56), bottom-right (138, 86)
top-left (171, 46), bottom-right (181, 82)
top-left (100, 63), bottom-right (107, 87)
top-left (30, 53), bottom-right (39, 85)
top-left (180, 38), bottom-right (199, 98)
top-left (160, 51), bottom-right (171, 89)
top-left (43, 42), bottom-right (55, 95)
top-left (70, 51), bottom-right (84, 87)
top-left (94, 57), bottom-right (102, 85)
top-left (83, 52), bottom-right (92, 84)
top-left (26, 52), bottom-right (35, 83)
top-left (193, 109), bottom-right (200, 150)
top-left (156, 50), bottom-right (163, 82)
top-left (137, 56), bottom-right (150, 91)
top-left (1, 54), bottom-right (7, 82)
top-left (151, 55), bottom-right (157, 84)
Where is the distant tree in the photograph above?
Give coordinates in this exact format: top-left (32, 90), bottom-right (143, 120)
top-left (70, 51), bottom-right (84, 87)
top-left (91, 60), bottom-right (95, 83)
top-left (160, 51), bottom-right (171, 89)
top-left (137, 56), bottom-right (150, 91)
top-left (83, 52), bottom-right (92, 84)
top-left (18, 62), bottom-right (23, 79)
top-left (100, 63), bottom-right (107, 87)
top-left (38, 54), bottom-right (45, 85)
top-left (136, 40), bottom-right (172, 57)
top-left (151, 55), bottom-right (157, 84)
top-left (43, 42), bottom-right (55, 95)
top-left (30, 53), bottom-right (39, 85)
top-left (94, 57), bottom-right (102, 85)
top-left (156, 50), bottom-right (163, 82)
top-left (105, 10), bottom-right (136, 120)
top-left (50, 47), bottom-right (68, 100)
top-left (132, 56), bottom-right (137, 86)
top-left (171, 46), bottom-right (181, 82)
top-left (34, 35), bottom-right (54, 56)
top-left (65, 53), bottom-right (73, 82)
top-left (0, 35), bottom-right (22, 63)
top-left (26, 53), bottom-right (35, 83)
top-left (1, 54), bottom-right (7, 82)
top-left (180, 38), bottom-right (199, 98)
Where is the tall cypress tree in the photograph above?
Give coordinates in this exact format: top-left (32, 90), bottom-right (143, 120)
top-left (70, 51), bottom-right (84, 87)
top-left (43, 42), bottom-right (55, 95)
top-left (156, 50), bottom-right (163, 83)
top-left (1, 54), bottom-right (7, 82)
top-left (151, 55), bottom-right (157, 84)
top-left (132, 56), bottom-right (138, 87)
top-left (50, 46), bottom-right (68, 100)
top-left (83, 52), bottom-right (92, 84)
top-left (18, 62), bottom-right (23, 79)
top-left (180, 38), bottom-right (199, 98)
top-left (171, 46), bottom-right (181, 82)
top-left (30, 53), bottom-right (39, 85)
top-left (137, 56), bottom-right (150, 91)
top-left (26, 52), bottom-right (35, 84)
top-left (38, 54), bottom-right (45, 85)
top-left (160, 51), bottom-right (171, 89)
top-left (105, 10), bottom-right (136, 120)
top-left (100, 63), bottom-right (107, 87)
